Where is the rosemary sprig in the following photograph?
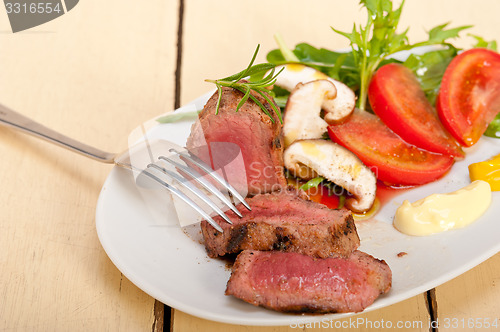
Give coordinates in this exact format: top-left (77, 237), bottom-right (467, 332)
top-left (205, 45), bottom-right (284, 123)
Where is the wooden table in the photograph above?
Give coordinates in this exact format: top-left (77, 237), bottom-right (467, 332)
top-left (1, 1), bottom-right (499, 331)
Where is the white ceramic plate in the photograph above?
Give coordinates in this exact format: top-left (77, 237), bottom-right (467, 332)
top-left (96, 91), bottom-right (500, 326)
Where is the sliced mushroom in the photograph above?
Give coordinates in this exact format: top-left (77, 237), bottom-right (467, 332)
top-left (284, 139), bottom-right (376, 212)
top-left (275, 64), bottom-right (356, 122)
top-left (283, 80), bottom-right (336, 147)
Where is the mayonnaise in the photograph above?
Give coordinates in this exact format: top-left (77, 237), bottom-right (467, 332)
top-left (393, 180), bottom-right (492, 236)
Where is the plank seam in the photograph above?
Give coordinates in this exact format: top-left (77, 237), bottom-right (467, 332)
top-left (426, 288), bottom-right (438, 332)
top-left (174, 0), bottom-right (185, 109)
top-left (163, 0), bottom-right (185, 330)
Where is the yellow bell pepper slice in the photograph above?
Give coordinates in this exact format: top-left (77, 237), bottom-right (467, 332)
top-left (469, 153), bottom-right (500, 191)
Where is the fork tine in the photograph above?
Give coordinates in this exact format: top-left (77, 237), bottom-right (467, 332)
top-left (158, 156), bottom-right (243, 218)
top-left (169, 148), bottom-right (251, 211)
top-left (147, 163), bottom-right (233, 225)
top-left (140, 168), bottom-right (223, 232)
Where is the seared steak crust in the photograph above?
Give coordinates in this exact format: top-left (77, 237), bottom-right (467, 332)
top-left (186, 85), bottom-right (287, 196)
top-left (226, 250), bottom-right (392, 313)
top-left (201, 189), bottom-right (360, 258)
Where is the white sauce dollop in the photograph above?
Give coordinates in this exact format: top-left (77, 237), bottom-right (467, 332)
top-left (393, 180), bottom-right (492, 236)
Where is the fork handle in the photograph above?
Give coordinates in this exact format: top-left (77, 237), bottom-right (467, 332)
top-left (0, 103), bottom-right (117, 163)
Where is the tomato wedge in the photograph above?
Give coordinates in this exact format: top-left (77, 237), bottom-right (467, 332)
top-left (328, 109), bottom-right (455, 186)
top-left (437, 48), bottom-right (500, 147)
top-left (368, 63), bottom-right (464, 159)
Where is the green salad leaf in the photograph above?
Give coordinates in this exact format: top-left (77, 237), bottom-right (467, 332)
top-left (299, 176), bottom-right (325, 191)
top-left (331, 0), bottom-right (471, 110)
top-left (485, 114), bottom-right (500, 138)
top-left (470, 34), bottom-right (498, 51)
top-left (266, 0), bottom-right (500, 142)
top-left (402, 46), bottom-right (459, 105)
top-left (426, 23), bottom-right (473, 44)
top-left (268, 0), bottom-right (471, 111)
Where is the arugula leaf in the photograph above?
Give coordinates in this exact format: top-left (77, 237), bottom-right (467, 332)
top-left (403, 46), bottom-right (459, 105)
top-left (267, 0), bottom-right (494, 123)
top-left (267, 42), bottom-right (360, 90)
top-left (331, 0), bottom-right (471, 110)
top-left (266, 48), bottom-right (285, 64)
top-left (485, 113), bottom-right (500, 138)
top-left (274, 33), bottom-right (300, 62)
top-left (470, 34), bottom-right (498, 51)
top-left (266, 85), bottom-right (290, 108)
top-left (272, 95), bottom-right (288, 109)
top-left (292, 43), bottom-right (348, 66)
top-left (293, 44), bottom-right (360, 84)
top-left (425, 23), bottom-right (473, 44)
top-left (299, 176), bottom-right (325, 191)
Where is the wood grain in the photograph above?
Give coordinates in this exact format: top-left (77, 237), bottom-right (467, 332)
top-left (172, 296), bottom-right (430, 332)
top-left (435, 254), bottom-right (500, 332)
top-left (0, 0), bottom-right (178, 330)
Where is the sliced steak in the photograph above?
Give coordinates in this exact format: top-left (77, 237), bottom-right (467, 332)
top-left (186, 85), bottom-right (287, 196)
top-left (226, 250), bottom-right (392, 313)
top-left (201, 188), bottom-right (359, 258)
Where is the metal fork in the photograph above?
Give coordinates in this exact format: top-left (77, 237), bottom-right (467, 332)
top-left (0, 103), bottom-right (250, 232)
